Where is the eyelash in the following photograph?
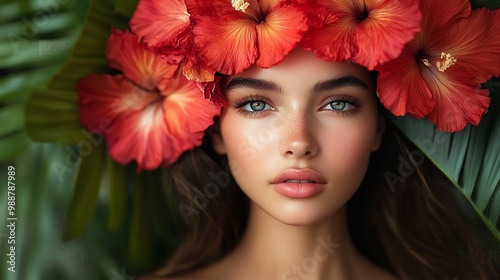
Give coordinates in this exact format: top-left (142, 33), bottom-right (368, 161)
top-left (234, 95), bottom-right (274, 116)
top-left (233, 94), bottom-right (361, 116)
top-left (322, 95), bottom-right (361, 116)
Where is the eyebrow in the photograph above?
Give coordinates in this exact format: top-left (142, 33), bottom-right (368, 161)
top-left (225, 75), bottom-right (370, 93)
top-left (226, 78), bottom-right (283, 93)
top-left (312, 75), bottom-right (370, 93)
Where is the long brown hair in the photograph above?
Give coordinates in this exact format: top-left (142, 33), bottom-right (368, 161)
top-left (148, 117), bottom-right (498, 279)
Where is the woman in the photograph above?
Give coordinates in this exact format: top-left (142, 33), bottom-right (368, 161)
top-left (73, 0), bottom-right (500, 279)
top-left (172, 48), bottom-right (389, 279)
top-left (147, 49), bottom-right (495, 280)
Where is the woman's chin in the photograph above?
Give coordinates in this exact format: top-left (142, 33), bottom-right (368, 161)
top-left (257, 202), bottom-right (346, 227)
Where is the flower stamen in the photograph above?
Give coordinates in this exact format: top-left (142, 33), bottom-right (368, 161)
top-left (436, 52), bottom-right (457, 72)
top-left (421, 59), bottom-right (432, 68)
top-left (231, 0), bottom-right (250, 12)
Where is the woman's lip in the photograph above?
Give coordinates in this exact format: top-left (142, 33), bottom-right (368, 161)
top-left (271, 168), bottom-right (327, 184)
top-left (270, 168), bottom-right (327, 198)
top-left (271, 182), bottom-right (326, 198)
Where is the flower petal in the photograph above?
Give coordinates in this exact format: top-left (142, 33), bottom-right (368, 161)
top-left (435, 8), bottom-right (500, 82)
top-left (106, 102), bottom-right (190, 171)
top-left (161, 70), bottom-right (223, 134)
top-left (353, 0), bottom-right (422, 69)
top-left (256, 3), bottom-right (308, 68)
top-left (301, 1), bottom-right (337, 28)
top-left (129, 0), bottom-right (190, 48)
top-left (303, 0), bottom-right (421, 68)
top-left (76, 74), bottom-right (160, 134)
top-left (419, 0), bottom-right (471, 35)
top-left (183, 60), bottom-right (215, 82)
top-left (76, 74), bottom-right (182, 170)
top-left (106, 29), bottom-right (178, 91)
top-left (301, 1), bottom-right (356, 61)
top-left (423, 68), bottom-right (490, 132)
top-left (302, 16), bottom-right (358, 62)
top-left (376, 47), bottom-right (435, 118)
top-left (197, 76), bottom-right (227, 106)
top-left (187, 0), bottom-right (258, 75)
top-left (76, 73), bottom-right (216, 170)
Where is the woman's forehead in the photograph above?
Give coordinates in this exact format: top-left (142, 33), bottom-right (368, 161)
top-left (226, 47), bottom-right (373, 91)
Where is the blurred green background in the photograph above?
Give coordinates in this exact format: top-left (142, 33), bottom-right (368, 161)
top-left (0, 0), bottom-right (139, 279)
top-left (0, 0), bottom-right (499, 280)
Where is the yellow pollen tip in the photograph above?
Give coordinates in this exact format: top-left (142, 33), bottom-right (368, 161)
top-left (436, 52), bottom-right (457, 72)
top-left (232, 0), bottom-right (250, 12)
top-left (421, 59), bottom-right (432, 68)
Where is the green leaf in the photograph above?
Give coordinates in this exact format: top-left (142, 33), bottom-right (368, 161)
top-left (151, 171), bottom-right (177, 233)
top-left (462, 116), bottom-right (493, 197)
top-left (1, 0), bottom-right (89, 162)
top-left (114, 0), bottom-right (138, 19)
top-left (390, 81), bottom-right (500, 238)
top-left (0, 131), bottom-right (32, 162)
top-left (0, 102), bottom-right (24, 136)
top-left (25, 0), bottom-right (130, 144)
top-left (25, 88), bottom-right (86, 144)
top-left (127, 172), bottom-right (155, 273)
top-left (0, 2), bottom-right (29, 23)
top-left (475, 110), bottom-right (500, 212)
top-left (0, 101), bottom-right (27, 165)
top-left (470, 0), bottom-right (500, 9)
top-left (0, 15), bottom-right (78, 64)
top-left (63, 142), bottom-right (106, 240)
top-left (491, 186), bottom-right (500, 225)
top-left (0, 65), bottom-right (61, 102)
top-left (107, 156), bottom-right (129, 230)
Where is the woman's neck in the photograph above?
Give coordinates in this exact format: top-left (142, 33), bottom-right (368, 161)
top-left (213, 202), bottom-right (372, 280)
top-left (241, 202), bottom-right (352, 278)
top-left (180, 201), bottom-right (397, 280)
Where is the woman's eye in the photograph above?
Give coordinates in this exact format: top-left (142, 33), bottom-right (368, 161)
top-left (323, 100), bottom-right (354, 111)
top-left (242, 101), bottom-right (270, 112)
top-left (234, 96), bottom-right (274, 115)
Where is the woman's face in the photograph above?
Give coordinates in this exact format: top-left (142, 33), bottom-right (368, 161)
top-left (212, 47), bottom-right (384, 225)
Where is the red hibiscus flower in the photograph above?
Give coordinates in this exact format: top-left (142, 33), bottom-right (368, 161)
top-left (76, 29), bottom-right (223, 171)
top-left (129, 0), bottom-right (190, 48)
top-left (185, 0), bottom-right (309, 75)
top-left (130, 0), bottom-right (216, 82)
top-left (376, 0), bottom-right (500, 132)
top-left (301, 0), bottom-right (422, 70)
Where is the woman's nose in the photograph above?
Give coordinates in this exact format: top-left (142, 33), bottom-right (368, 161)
top-left (279, 112), bottom-right (319, 159)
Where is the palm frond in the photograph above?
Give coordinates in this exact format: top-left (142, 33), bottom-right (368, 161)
top-left (390, 78), bottom-right (500, 239)
top-left (0, 0), bottom-right (88, 162)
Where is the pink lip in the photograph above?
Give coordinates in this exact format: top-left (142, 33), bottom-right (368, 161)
top-left (271, 169), bottom-right (327, 198)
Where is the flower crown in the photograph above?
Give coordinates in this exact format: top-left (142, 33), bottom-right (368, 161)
top-left (76, 0), bottom-right (500, 171)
